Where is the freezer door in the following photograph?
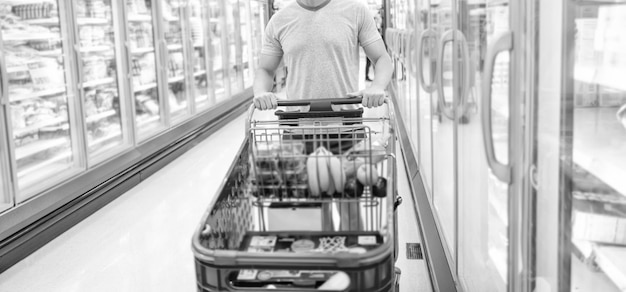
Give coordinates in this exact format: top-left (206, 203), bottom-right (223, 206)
top-left (456, 1), bottom-right (512, 291)
top-left (72, 0), bottom-right (131, 165)
top-left (161, 0), bottom-right (192, 124)
top-left (126, 0), bottom-right (167, 141)
top-left (0, 109), bottom-right (11, 213)
top-left (417, 0), bottom-right (434, 201)
top-left (1, 0), bottom-right (83, 200)
top-left (224, 0), bottom-right (244, 95)
top-left (208, 0), bottom-right (228, 104)
top-left (188, 0), bottom-right (212, 111)
top-left (535, 2), bottom-right (626, 292)
top-left (238, 0), bottom-right (254, 88)
top-left (430, 0), bottom-right (458, 264)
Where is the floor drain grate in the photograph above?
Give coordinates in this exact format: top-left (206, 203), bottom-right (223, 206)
top-left (406, 243), bottom-right (423, 260)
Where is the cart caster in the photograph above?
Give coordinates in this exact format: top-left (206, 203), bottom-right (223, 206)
top-left (394, 267), bottom-right (401, 292)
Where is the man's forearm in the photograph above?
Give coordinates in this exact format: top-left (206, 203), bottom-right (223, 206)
top-left (371, 55), bottom-right (393, 90)
top-left (253, 68), bottom-right (276, 95)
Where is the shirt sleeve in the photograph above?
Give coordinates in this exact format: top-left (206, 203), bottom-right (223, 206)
top-left (358, 6), bottom-right (382, 47)
top-left (261, 19), bottom-right (284, 56)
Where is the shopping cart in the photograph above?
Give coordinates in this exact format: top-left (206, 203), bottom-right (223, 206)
top-left (192, 97), bottom-right (402, 291)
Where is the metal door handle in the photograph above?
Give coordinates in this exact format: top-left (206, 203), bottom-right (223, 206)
top-left (458, 32), bottom-right (472, 118)
top-left (481, 31), bottom-right (513, 183)
top-left (418, 28), bottom-right (437, 93)
top-left (436, 29), bottom-right (455, 119)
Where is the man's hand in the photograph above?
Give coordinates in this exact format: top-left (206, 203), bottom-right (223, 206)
top-left (253, 92), bottom-right (278, 110)
top-left (348, 86), bottom-right (386, 108)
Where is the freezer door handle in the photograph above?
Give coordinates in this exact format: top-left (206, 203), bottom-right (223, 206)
top-left (437, 29), bottom-right (469, 120)
top-left (0, 52), bottom-right (7, 104)
top-left (418, 28), bottom-right (437, 93)
top-left (481, 31), bottom-right (513, 183)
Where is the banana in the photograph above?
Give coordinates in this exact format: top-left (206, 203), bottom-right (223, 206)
top-left (307, 151), bottom-right (321, 197)
top-left (316, 147), bottom-right (331, 193)
top-left (307, 147), bottom-right (331, 197)
top-left (328, 155), bottom-right (345, 194)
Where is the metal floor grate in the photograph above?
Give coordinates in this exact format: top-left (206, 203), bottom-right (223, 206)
top-left (406, 243), bottom-right (423, 260)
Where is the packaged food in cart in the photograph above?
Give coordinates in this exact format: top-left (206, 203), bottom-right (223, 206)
top-left (192, 97), bottom-right (401, 291)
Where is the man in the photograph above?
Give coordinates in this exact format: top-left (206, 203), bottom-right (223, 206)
top-left (252, 0), bottom-right (393, 110)
top-left (251, 0), bottom-right (393, 232)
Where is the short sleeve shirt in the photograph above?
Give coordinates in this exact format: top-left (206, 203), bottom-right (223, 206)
top-left (261, 0), bottom-right (382, 101)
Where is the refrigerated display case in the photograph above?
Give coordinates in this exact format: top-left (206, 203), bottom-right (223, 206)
top-left (238, 0), bottom-right (253, 88)
top-left (72, 0), bottom-right (131, 164)
top-left (248, 0), bottom-right (266, 79)
top-left (1, 0), bottom-right (82, 200)
top-left (160, 0), bottom-right (192, 123)
top-left (125, 0), bottom-right (166, 141)
top-left (536, 1), bottom-right (626, 291)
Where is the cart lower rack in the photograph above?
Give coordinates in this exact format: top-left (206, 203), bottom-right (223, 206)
top-left (192, 98), bottom-right (401, 291)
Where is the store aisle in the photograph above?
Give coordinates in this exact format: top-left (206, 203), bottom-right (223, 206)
top-left (0, 107), bottom-right (432, 292)
top-left (0, 114), bottom-right (248, 292)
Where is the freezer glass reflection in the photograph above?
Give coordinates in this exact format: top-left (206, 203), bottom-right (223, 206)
top-left (417, 2), bottom-right (434, 200)
top-left (567, 4), bottom-right (626, 292)
top-left (127, 0), bottom-right (165, 140)
top-left (75, 0), bottom-right (127, 162)
top-left (2, 0), bottom-right (79, 199)
top-left (238, 0), bottom-right (253, 88)
top-left (162, 0), bottom-right (190, 122)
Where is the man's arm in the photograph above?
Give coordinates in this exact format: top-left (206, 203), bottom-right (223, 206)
top-left (360, 39), bottom-right (393, 107)
top-left (253, 53), bottom-right (283, 110)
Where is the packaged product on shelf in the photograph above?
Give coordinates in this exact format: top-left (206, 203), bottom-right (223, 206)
top-left (598, 85), bottom-right (626, 107)
top-left (574, 81), bottom-right (598, 107)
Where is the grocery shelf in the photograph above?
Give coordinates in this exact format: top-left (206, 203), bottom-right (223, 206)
top-left (83, 77), bottom-right (116, 88)
top-left (573, 107), bottom-right (626, 197)
top-left (193, 43), bottom-right (205, 48)
top-left (13, 117), bottom-right (67, 137)
top-left (134, 83), bottom-right (158, 92)
top-left (77, 18), bottom-right (110, 26)
top-left (594, 245), bottom-right (626, 291)
top-left (80, 45), bottom-right (112, 53)
top-left (575, 65), bottom-right (626, 92)
top-left (17, 150), bottom-right (72, 179)
top-left (137, 115), bottom-right (160, 128)
top-left (89, 129), bottom-right (122, 148)
top-left (86, 110), bottom-right (117, 124)
top-left (128, 14), bottom-right (152, 22)
top-left (10, 87), bottom-right (66, 102)
top-left (22, 17), bottom-right (60, 26)
top-left (167, 44), bottom-right (183, 51)
top-left (15, 137), bottom-right (68, 161)
top-left (194, 70), bottom-right (207, 77)
top-left (168, 75), bottom-right (185, 83)
top-left (38, 49), bottom-right (63, 57)
top-left (131, 47), bottom-right (155, 55)
top-left (3, 33), bottom-right (60, 42)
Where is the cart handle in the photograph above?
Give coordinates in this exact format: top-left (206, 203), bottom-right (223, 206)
top-left (275, 97), bottom-right (363, 111)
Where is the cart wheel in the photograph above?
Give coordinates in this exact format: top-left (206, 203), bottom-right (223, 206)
top-left (394, 267), bottom-right (402, 292)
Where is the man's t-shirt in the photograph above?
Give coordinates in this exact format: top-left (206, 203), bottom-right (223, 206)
top-left (262, 0), bottom-right (382, 101)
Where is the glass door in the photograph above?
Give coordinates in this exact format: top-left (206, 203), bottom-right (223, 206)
top-left (224, 0), bottom-right (243, 95)
top-left (125, 0), bottom-right (166, 141)
top-left (238, 0), bottom-right (254, 88)
top-left (208, 0), bottom-right (228, 103)
top-left (0, 110), bottom-right (11, 213)
top-left (73, 0), bottom-right (130, 164)
top-left (249, 0), bottom-right (266, 78)
top-left (535, 1), bottom-right (626, 291)
top-left (417, 0), bottom-right (435, 200)
top-left (161, 0), bottom-right (191, 123)
top-left (431, 0), bottom-right (457, 262)
top-left (189, 0), bottom-right (212, 111)
top-left (457, 0), bottom-right (512, 291)
top-left (1, 0), bottom-right (82, 200)
top-left (407, 1), bottom-right (420, 151)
